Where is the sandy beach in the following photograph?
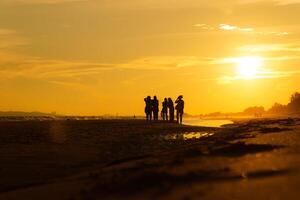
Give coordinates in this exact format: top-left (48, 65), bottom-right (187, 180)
top-left (2, 0), bottom-right (300, 199)
top-left (0, 118), bottom-right (300, 199)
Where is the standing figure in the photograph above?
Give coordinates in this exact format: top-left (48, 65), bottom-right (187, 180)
top-left (152, 96), bottom-right (159, 121)
top-left (161, 98), bottom-right (168, 121)
top-left (168, 98), bottom-right (175, 122)
top-left (175, 95), bottom-right (184, 124)
top-left (144, 96), bottom-right (152, 121)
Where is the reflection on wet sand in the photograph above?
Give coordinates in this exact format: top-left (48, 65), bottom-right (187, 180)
top-left (165, 132), bottom-right (214, 140)
top-left (48, 122), bottom-right (67, 143)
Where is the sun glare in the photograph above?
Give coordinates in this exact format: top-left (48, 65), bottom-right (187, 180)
top-left (236, 56), bottom-right (263, 80)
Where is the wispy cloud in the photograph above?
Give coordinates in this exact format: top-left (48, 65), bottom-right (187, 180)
top-left (193, 24), bottom-right (216, 30)
top-left (0, 29), bottom-right (28, 49)
top-left (239, 44), bottom-right (300, 52)
top-left (276, 0), bottom-right (300, 5)
top-left (119, 56), bottom-right (214, 70)
top-left (219, 24), bottom-right (253, 32)
top-left (0, 28), bottom-right (113, 81)
top-left (2, 0), bottom-right (87, 5)
top-left (0, 28), bottom-right (30, 72)
top-left (216, 55), bottom-right (300, 65)
top-left (239, 0), bottom-right (300, 5)
top-left (194, 23), bottom-right (289, 36)
top-left (3, 53), bottom-right (299, 81)
top-left (219, 70), bottom-right (300, 84)
top-left (1, 54), bottom-right (228, 92)
top-left (0, 57), bottom-right (114, 80)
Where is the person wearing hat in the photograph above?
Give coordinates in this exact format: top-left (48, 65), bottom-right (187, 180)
top-left (175, 95), bottom-right (184, 124)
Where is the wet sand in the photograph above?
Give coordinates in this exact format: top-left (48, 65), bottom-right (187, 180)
top-left (0, 118), bottom-right (300, 199)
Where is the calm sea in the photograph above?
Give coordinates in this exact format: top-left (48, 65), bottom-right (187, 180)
top-left (183, 118), bottom-right (233, 127)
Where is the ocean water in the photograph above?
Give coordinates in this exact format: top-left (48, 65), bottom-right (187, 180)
top-left (183, 118), bottom-right (233, 127)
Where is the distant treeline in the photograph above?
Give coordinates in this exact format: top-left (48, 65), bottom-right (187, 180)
top-left (200, 92), bottom-right (300, 118)
top-left (268, 92), bottom-right (300, 115)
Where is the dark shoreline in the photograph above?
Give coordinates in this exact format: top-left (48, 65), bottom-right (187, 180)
top-left (0, 118), bottom-right (299, 199)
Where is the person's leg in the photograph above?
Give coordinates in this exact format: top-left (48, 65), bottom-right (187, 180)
top-left (180, 113), bottom-right (183, 124)
top-left (176, 110), bottom-right (179, 123)
top-left (172, 112), bottom-right (174, 121)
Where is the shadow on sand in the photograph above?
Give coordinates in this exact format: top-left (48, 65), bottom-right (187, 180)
top-left (83, 167), bottom-right (294, 198)
top-left (80, 141), bottom-right (288, 198)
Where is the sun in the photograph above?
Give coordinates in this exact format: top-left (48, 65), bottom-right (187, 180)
top-left (236, 56), bottom-right (263, 80)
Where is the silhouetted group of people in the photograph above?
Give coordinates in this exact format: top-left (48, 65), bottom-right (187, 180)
top-left (144, 95), bottom-right (184, 124)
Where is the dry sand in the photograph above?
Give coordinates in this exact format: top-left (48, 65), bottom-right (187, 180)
top-left (0, 118), bottom-right (299, 199)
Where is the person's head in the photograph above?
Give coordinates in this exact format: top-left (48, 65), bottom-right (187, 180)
top-left (147, 96), bottom-right (151, 101)
top-left (164, 98), bottom-right (167, 102)
top-left (168, 97), bottom-right (172, 102)
top-left (178, 95), bottom-right (183, 100)
top-left (154, 96), bottom-right (157, 100)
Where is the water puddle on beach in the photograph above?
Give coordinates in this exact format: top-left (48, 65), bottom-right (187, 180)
top-left (164, 132), bottom-right (214, 141)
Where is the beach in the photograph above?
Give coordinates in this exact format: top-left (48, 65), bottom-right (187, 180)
top-left (0, 118), bottom-right (300, 199)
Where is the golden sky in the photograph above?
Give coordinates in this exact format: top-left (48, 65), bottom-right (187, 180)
top-left (1, 0), bottom-right (300, 115)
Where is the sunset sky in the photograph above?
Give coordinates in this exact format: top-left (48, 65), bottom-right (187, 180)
top-left (1, 0), bottom-right (300, 115)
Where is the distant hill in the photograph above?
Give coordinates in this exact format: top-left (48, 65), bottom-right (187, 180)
top-left (0, 111), bottom-right (57, 117)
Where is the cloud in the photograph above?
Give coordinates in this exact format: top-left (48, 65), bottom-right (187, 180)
top-left (0, 28), bottom-right (112, 81)
top-left (119, 56), bottom-right (213, 70)
top-left (276, 0), bottom-right (300, 5)
top-left (239, 44), bottom-right (300, 52)
top-left (219, 70), bottom-right (300, 84)
top-left (3, 53), bottom-right (299, 82)
top-left (215, 55), bottom-right (300, 65)
top-left (193, 24), bottom-right (215, 30)
top-left (194, 23), bottom-right (289, 36)
top-left (239, 0), bottom-right (300, 5)
top-left (1, 0), bottom-right (87, 5)
top-left (0, 57), bottom-right (114, 80)
top-left (0, 54), bottom-right (221, 90)
top-left (219, 24), bottom-right (253, 32)
top-left (0, 28), bottom-right (30, 75)
top-left (0, 53), bottom-right (204, 81)
top-left (0, 29), bottom-right (28, 49)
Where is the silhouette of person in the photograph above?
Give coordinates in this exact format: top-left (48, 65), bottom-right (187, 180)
top-left (144, 96), bottom-right (152, 121)
top-left (161, 98), bottom-right (168, 121)
top-left (168, 98), bottom-right (174, 122)
top-left (175, 95), bottom-right (184, 124)
top-left (152, 96), bottom-right (159, 121)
